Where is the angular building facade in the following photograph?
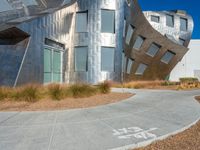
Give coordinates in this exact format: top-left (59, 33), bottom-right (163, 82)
top-left (0, 0), bottom-right (194, 86)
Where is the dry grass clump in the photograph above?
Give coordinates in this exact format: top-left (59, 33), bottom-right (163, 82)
top-left (68, 84), bottom-right (98, 98)
top-left (47, 84), bottom-right (63, 100)
top-left (11, 84), bottom-right (40, 102)
top-left (97, 81), bottom-right (111, 94)
top-left (0, 87), bottom-right (10, 101)
top-left (177, 77), bottom-right (200, 90)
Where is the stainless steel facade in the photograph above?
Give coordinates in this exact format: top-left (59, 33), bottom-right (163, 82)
top-left (0, 0), bottom-right (194, 86)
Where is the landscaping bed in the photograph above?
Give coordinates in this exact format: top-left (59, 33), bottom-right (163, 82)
top-left (134, 96), bottom-right (200, 150)
top-left (0, 83), bottom-right (133, 111)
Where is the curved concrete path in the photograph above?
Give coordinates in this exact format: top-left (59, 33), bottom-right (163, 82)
top-left (0, 88), bottom-right (200, 150)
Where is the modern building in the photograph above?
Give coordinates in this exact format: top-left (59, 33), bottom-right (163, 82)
top-left (170, 40), bottom-right (200, 81)
top-left (0, 0), bottom-right (194, 87)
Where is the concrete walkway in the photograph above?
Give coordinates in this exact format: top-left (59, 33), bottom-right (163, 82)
top-left (0, 88), bottom-right (200, 150)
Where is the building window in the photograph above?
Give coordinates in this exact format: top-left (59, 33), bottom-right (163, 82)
top-left (44, 48), bottom-right (63, 83)
top-left (179, 38), bottom-right (185, 45)
top-left (74, 47), bottom-right (88, 71)
top-left (135, 64), bottom-right (147, 75)
top-left (151, 15), bottom-right (160, 23)
top-left (125, 24), bottom-right (135, 45)
top-left (146, 43), bottom-right (161, 57)
top-left (101, 9), bottom-right (115, 33)
top-left (161, 50), bottom-right (175, 64)
top-left (122, 52), bottom-right (126, 72)
top-left (133, 35), bottom-right (145, 50)
top-left (101, 47), bottom-right (115, 72)
top-left (127, 58), bottom-right (134, 74)
top-left (123, 19), bottom-right (126, 37)
top-left (180, 18), bottom-right (188, 31)
top-left (166, 15), bottom-right (174, 27)
top-left (75, 11), bottom-right (88, 32)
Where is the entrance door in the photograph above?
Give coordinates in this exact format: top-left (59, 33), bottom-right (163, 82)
top-left (44, 46), bottom-right (63, 84)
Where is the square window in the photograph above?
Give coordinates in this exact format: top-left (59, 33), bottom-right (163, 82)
top-left (146, 43), bottom-right (161, 57)
top-left (125, 24), bottom-right (135, 45)
top-left (127, 58), bottom-right (134, 74)
top-left (101, 9), bottom-right (115, 33)
top-left (161, 51), bottom-right (175, 64)
top-left (75, 11), bottom-right (88, 32)
top-left (135, 64), bottom-right (147, 75)
top-left (151, 15), bottom-right (160, 23)
top-left (101, 47), bottom-right (115, 72)
top-left (133, 35), bottom-right (145, 50)
top-left (74, 47), bottom-right (88, 71)
top-left (166, 15), bottom-right (174, 27)
top-left (180, 18), bottom-right (188, 31)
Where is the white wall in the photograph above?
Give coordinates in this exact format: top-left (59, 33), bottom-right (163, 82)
top-left (170, 40), bottom-right (200, 81)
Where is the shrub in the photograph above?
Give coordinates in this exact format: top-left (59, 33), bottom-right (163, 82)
top-left (47, 84), bottom-right (63, 100)
top-left (68, 84), bottom-right (97, 98)
top-left (97, 81), bottom-right (111, 94)
top-left (11, 85), bottom-right (39, 102)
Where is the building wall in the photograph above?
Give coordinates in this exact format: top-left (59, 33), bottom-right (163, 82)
top-left (170, 40), bottom-right (200, 81)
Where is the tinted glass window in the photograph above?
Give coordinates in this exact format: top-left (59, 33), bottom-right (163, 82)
top-left (75, 12), bottom-right (88, 32)
top-left (127, 58), bottom-right (134, 74)
top-left (101, 9), bottom-right (115, 33)
top-left (133, 36), bottom-right (145, 50)
top-left (101, 47), bottom-right (115, 72)
top-left (146, 43), bottom-right (161, 57)
top-left (166, 15), bottom-right (174, 27)
top-left (151, 15), bottom-right (160, 23)
top-left (161, 51), bottom-right (175, 64)
top-left (135, 64), bottom-right (147, 75)
top-left (125, 25), bottom-right (135, 45)
top-left (75, 47), bottom-right (88, 71)
top-left (180, 18), bottom-right (187, 31)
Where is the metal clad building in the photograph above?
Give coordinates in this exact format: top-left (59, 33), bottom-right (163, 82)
top-left (0, 0), bottom-right (194, 86)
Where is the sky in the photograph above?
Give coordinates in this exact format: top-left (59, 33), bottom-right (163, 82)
top-left (139, 0), bottom-right (200, 39)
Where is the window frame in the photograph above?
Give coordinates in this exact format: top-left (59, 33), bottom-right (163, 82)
top-left (166, 14), bottom-right (174, 27)
top-left (135, 63), bottom-right (148, 75)
top-left (161, 50), bottom-right (176, 64)
top-left (146, 42), bottom-right (161, 57)
top-left (151, 15), bottom-right (160, 23)
top-left (101, 46), bottom-right (115, 72)
top-left (75, 11), bottom-right (88, 33)
top-left (101, 9), bottom-right (116, 33)
top-left (133, 35), bottom-right (145, 50)
top-left (74, 46), bottom-right (88, 72)
top-left (180, 17), bottom-right (188, 31)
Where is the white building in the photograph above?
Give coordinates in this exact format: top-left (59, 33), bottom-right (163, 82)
top-left (170, 40), bottom-right (200, 81)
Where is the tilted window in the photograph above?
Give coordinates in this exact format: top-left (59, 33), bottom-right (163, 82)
top-left (74, 47), bottom-right (88, 71)
top-left (151, 15), bottom-right (160, 23)
top-left (146, 43), bottom-right (161, 57)
top-left (101, 47), bottom-right (115, 72)
top-left (133, 35), bottom-right (145, 50)
top-left (75, 11), bottom-right (88, 32)
top-left (180, 18), bottom-right (188, 31)
top-left (166, 15), bottom-right (174, 27)
top-left (161, 51), bottom-right (175, 64)
top-left (135, 64), bottom-right (147, 75)
top-left (101, 9), bottom-right (115, 33)
top-left (127, 58), bottom-right (134, 74)
top-left (125, 24), bottom-right (135, 45)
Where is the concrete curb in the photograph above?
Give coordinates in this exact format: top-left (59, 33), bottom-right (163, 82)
top-left (109, 117), bottom-right (200, 150)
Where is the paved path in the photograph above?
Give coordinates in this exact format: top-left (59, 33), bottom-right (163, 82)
top-left (0, 89), bottom-right (200, 150)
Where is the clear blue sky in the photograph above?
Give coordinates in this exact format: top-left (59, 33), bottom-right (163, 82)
top-left (139, 0), bottom-right (200, 39)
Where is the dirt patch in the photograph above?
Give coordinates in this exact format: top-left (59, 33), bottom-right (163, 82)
top-left (134, 97), bottom-right (200, 150)
top-left (0, 92), bottom-right (133, 111)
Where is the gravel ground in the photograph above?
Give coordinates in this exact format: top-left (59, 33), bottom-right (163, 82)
top-left (134, 96), bottom-right (200, 150)
top-left (0, 92), bottom-right (133, 111)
